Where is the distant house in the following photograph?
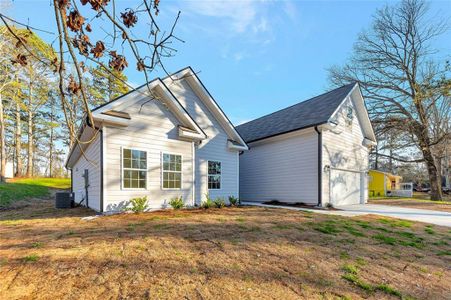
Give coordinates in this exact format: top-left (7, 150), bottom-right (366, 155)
top-left (65, 67), bottom-right (248, 213)
top-left (368, 170), bottom-right (403, 197)
top-left (237, 83), bottom-right (376, 207)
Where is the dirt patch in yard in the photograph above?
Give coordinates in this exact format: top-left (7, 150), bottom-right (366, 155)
top-left (369, 198), bottom-right (451, 213)
top-left (1, 195), bottom-right (450, 299)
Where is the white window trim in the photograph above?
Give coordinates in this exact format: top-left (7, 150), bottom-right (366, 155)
top-left (207, 160), bottom-right (222, 190)
top-left (121, 146), bottom-right (148, 191)
top-left (161, 151), bottom-right (183, 190)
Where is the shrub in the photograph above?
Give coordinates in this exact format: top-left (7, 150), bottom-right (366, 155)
top-left (201, 194), bottom-right (214, 209)
top-left (126, 196), bottom-right (148, 213)
top-left (228, 195), bottom-right (239, 206)
top-left (169, 196), bottom-right (184, 209)
top-left (213, 197), bottom-right (226, 208)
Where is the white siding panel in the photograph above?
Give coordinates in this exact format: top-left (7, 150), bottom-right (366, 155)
top-left (322, 94), bottom-right (369, 205)
top-left (165, 80), bottom-right (239, 204)
top-left (72, 132), bottom-right (101, 211)
top-left (103, 97), bottom-right (194, 211)
top-left (239, 129), bottom-right (318, 204)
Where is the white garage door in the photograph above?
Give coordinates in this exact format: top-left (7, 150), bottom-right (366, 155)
top-left (330, 169), bottom-right (362, 206)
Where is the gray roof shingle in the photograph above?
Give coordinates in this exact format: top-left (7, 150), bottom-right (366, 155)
top-left (236, 83), bottom-right (356, 143)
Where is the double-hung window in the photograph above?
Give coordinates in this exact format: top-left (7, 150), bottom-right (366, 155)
top-left (208, 161), bottom-right (221, 190)
top-left (122, 148), bottom-right (147, 189)
top-left (162, 153), bottom-right (182, 189)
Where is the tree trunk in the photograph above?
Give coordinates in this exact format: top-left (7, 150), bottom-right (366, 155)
top-left (26, 108), bottom-right (33, 177)
top-left (15, 101), bottom-right (22, 177)
top-left (0, 94), bottom-right (5, 182)
top-left (49, 115), bottom-right (54, 178)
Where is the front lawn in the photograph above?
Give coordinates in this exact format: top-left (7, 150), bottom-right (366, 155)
top-left (0, 177), bottom-right (70, 207)
top-left (0, 197), bottom-right (450, 299)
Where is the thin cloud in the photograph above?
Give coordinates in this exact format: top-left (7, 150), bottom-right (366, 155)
top-left (183, 0), bottom-right (268, 35)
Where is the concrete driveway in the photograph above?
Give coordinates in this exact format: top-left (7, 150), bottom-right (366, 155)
top-left (337, 204), bottom-right (451, 227)
top-left (241, 202), bottom-right (451, 227)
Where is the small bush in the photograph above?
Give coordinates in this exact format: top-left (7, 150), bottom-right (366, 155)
top-left (201, 194), bottom-right (214, 209)
top-left (228, 195), bottom-right (239, 206)
top-left (213, 197), bottom-right (226, 208)
top-left (169, 196), bottom-right (184, 210)
top-left (126, 196), bottom-right (148, 213)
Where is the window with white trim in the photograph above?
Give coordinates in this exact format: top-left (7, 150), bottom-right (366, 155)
top-left (122, 148), bottom-right (147, 189)
top-left (208, 161), bottom-right (221, 190)
top-left (162, 153), bottom-right (182, 189)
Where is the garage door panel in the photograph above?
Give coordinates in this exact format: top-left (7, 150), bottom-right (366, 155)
top-left (330, 170), bottom-right (361, 206)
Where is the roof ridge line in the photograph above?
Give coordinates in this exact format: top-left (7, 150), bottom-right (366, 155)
top-left (237, 82), bottom-right (356, 128)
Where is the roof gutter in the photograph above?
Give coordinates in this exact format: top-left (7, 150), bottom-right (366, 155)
top-left (314, 126), bottom-right (322, 207)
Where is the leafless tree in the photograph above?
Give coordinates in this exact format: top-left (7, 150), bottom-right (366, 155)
top-left (0, 0), bottom-right (182, 152)
top-left (329, 0), bottom-right (450, 200)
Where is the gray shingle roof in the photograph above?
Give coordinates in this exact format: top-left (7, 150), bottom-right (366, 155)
top-left (236, 83), bottom-right (356, 143)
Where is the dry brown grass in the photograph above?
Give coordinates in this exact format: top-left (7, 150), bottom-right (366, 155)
top-left (1, 196), bottom-right (450, 300)
top-left (369, 198), bottom-right (451, 212)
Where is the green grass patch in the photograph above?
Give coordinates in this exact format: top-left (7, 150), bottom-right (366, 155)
top-left (23, 254), bottom-right (39, 262)
top-left (437, 250), bottom-right (451, 256)
top-left (378, 218), bottom-right (412, 228)
top-left (340, 251), bottom-right (350, 260)
top-left (343, 224), bottom-right (366, 237)
top-left (342, 273), bottom-right (373, 292)
top-left (424, 226), bottom-right (435, 235)
top-left (375, 284), bottom-right (403, 298)
top-left (342, 264), bottom-right (358, 275)
top-left (31, 242), bottom-right (43, 248)
top-left (0, 177), bottom-right (70, 206)
top-left (314, 222), bottom-right (340, 235)
top-left (372, 234), bottom-right (397, 245)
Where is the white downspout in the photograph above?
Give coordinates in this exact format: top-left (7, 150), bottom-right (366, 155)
top-left (192, 141), bottom-right (196, 207)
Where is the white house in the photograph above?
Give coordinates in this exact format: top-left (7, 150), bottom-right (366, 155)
top-left (65, 67), bottom-right (248, 213)
top-left (237, 83), bottom-right (376, 207)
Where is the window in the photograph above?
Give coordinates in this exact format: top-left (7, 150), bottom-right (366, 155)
top-left (208, 161), bottom-right (221, 190)
top-left (162, 153), bottom-right (182, 189)
top-left (122, 148), bottom-right (147, 189)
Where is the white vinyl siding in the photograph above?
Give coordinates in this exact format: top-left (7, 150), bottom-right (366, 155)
top-left (103, 96), bottom-right (194, 211)
top-left (239, 128), bottom-right (318, 204)
top-left (72, 132), bottom-right (101, 211)
top-left (322, 92), bottom-right (369, 206)
top-left (165, 79), bottom-right (239, 204)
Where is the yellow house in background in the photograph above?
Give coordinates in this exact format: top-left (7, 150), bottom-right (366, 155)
top-left (368, 170), bottom-right (403, 197)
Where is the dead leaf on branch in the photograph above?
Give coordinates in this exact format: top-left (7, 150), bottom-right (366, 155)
top-left (11, 54), bottom-right (27, 66)
top-left (85, 24), bottom-right (92, 32)
top-left (72, 37), bottom-right (89, 56)
top-left (67, 10), bottom-right (85, 32)
top-left (67, 75), bottom-right (81, 95)
top-left (90, 41), bottom-right (105, 58)
top-left (154, 0), bottom-right (160, 15)
top-left (137, 59), bottom-right (145, 72)
top-left (57, 0), bottom-right (70, 8)
top-left (80, 0), bottom-right (110, 11)
top-left (121, 10), bottom-right (138, 28)
top-left (79, 61), bottom-right (87, 73)
top-left (109, 51), bottom-right (128, 72)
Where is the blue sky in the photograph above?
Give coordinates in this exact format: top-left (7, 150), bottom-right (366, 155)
top-left (3, 0), bottom-right (451, 125)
